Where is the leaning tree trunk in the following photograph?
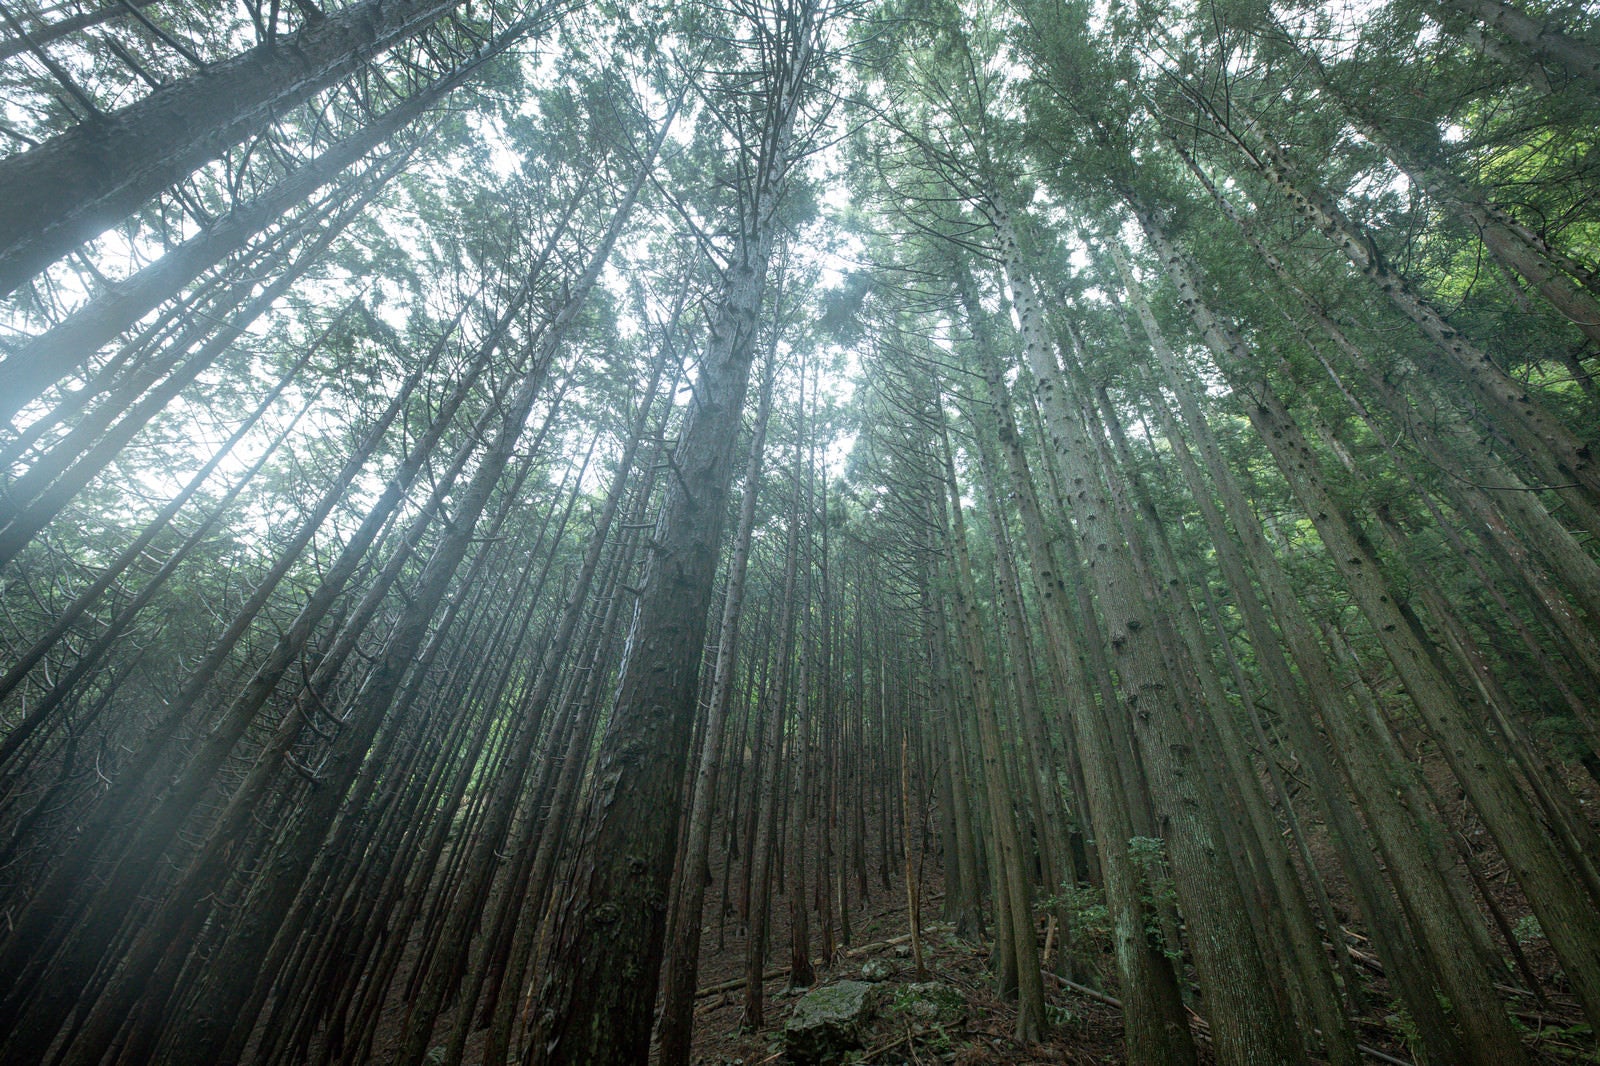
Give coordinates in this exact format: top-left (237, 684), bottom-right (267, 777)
top-left (0, 0), bottom-right (563, 296)
top-left (0, 306), bottom-right (442, 1063)
top-left (1287, 44), bottom-right (1600, 338)
top-left (1108, 240), bottom-right (1511, 1064)
top-left (0, 0), bottom-right (164, 62)
top-left (1190, 97), bottom-right (1600, 514)
top-left (1170, 142), bottom-right (1600, 628)
top-left (1428, 0), bottom-right (1600, 90)
top-left (990, 191), bottom-right (1306, 1066)
top-left (391, 336), bottom-right (672, 1066)
top-left (0, 15), bottom-right (530, 422)
top-left (98, 156), bottom-right (645, 1063)
top-left (0, 176), bottom-right (386, 569)
top-left (1143, 212), bottom-right (1600, 1034)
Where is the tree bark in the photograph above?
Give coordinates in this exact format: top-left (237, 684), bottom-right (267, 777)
top-left (657, 353), bottom-right (776, 1065)
top-left (524, 9), bottom-right (820, 1059)
top-left (0, 17), bottom-right (527, 423)
top-left (990, 193), bottom-right (1306, 1066)
top-left (1192, 95), bottom-right (1600, 513)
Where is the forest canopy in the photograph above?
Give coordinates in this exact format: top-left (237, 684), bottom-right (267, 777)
top-left (1, 1), bottom-right (1598, 1064)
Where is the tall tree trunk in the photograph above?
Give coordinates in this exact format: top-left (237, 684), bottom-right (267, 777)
top-left (958, 274), bottom-right (1197, 1066)
top-left (1292, 44), bottom-right (1600, 335)
top-left (989, 193), bottom-right (1306, 1066)
top-left (1106, 241), bottom-right (1501, 1063)
top-left (525, 9), bottom-right (821, 1059)
top-left (0, 0), bottom-right (164, 62)
top-left (1188, 98), bottom-right (1600, 514)
top-left (743, 463), bottom-right (807, 1030)
top-left (933, 405), bottom-right (1046, 1042)
top-left (1429, 0), bottom-right (1600, 89)
top-left (104, 171), bottom-right (642, 1060)
top-left (392, 340), bottom-right (670, 1066)
top-left (0, 176), bottom-right (384, 568)
top-left (657, 353), bottom-right (776, 1065)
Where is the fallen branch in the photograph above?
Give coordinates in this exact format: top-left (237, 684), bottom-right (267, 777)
top-left (695, 968), bottom-right (788, 999)
top-left (1041, 971), bottom-right (1121, 1010)
top-left (860, 1030), bottom-right (913, 1062)
top-left (844, 922), bottom-right (954, 958)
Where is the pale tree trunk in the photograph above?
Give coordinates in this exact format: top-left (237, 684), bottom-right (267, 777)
top-left (218, 439), bottom-right (562, 1066)
top-left (0, 243), bottom-right (535, 1029)
top-left (958, 279), bottom-right (1198, 1066)
top-left (1342, 104), bottom-right (1600, 328)
top-left (40, 132), bottom-right (651, 1066)
top-left (922, 561), bottom-right (987, 942)
top-left (1278, 25), bottom-right (1600, 308)
top-left (4, 119), bottom-right (648, 1066)
top-left (65, 313), bottom-right (551, 1066)
top-left (973, 432), bottom-right (1078, 970)
top-left (0, 174), bottom-right (388, 568)
top-left (0, 339), bottom-right (312, 719)
top-left (989, 192), bottom-right (1306, 1066)
top-left (0, 378), bottom-right (313, 780)
top-left (0, 0), bottom-right (163, 62)
top-left (1429, 0), bottom-right (1600, 90)
top-left (0, 295), bottom-right (451, 1061)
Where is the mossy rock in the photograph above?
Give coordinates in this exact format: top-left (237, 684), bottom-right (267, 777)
top-left (895, 982), bottom-right (966, 1025)
top-left (783, 980), bottom-right (877, 1065)
top-left (859, 957), bottom-right (893, 981)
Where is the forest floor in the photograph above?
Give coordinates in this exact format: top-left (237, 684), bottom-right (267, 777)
top-left (399, 770), bottom-right (1600, 1065)
top-left (683, 875), bottom-right (1133, 1066)
top-left (675, 838), bottom-right (1152, 1062)
top-left (676, 837), bottom-right (1598, 1066)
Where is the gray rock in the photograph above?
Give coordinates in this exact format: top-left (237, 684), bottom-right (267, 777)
top-left (783, 980), bottom-right (876, 1065)
top-left (859, 957), bottom-right (893, 982)
top-left (896, 982), bottom-right (966, 1025)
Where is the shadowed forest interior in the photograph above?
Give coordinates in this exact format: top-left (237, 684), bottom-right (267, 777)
top-left (2, 0), bottom-right (1600, 1063)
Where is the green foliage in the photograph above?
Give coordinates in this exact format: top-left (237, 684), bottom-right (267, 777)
top-left (1387, 1001), bottom-right (1423, 1057)
top-left (1128, 836), bottom-right (1182, 959)
top-left (1043, 882), bottom-right (1111, 942)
